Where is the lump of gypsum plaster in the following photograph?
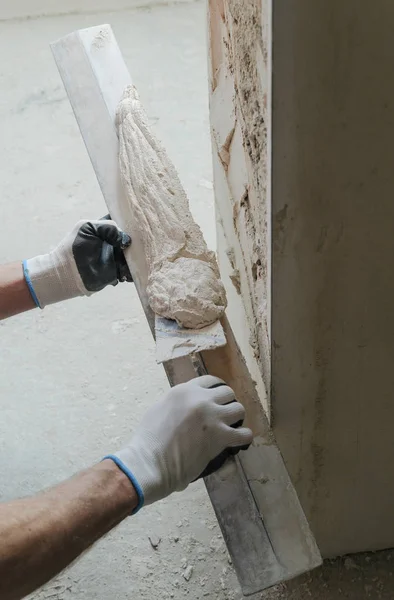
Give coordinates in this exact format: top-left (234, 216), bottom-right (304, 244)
top-left (116, 85), bottom-right (227, 329)
top-left (147, 257), bottom-right (226, 330)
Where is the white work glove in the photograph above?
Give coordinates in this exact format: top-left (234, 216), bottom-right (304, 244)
top-left (104, 375), bottom-right (253, 512)
top-left (23, 217), bottom-right (132, 308)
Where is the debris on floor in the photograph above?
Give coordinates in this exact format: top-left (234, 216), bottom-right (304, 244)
top-left (148, 534), bottom-right (161, 551)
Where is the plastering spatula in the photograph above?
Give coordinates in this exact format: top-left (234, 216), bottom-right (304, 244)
top-left (51, 24), bottom-right (322, 596)
top-left (155, 315), bottom-right (226, 363)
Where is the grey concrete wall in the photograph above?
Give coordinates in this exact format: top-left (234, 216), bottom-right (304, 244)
top-left (272, 0), bottom-right (394, 555)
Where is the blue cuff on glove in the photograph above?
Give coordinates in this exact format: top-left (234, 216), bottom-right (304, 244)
top-left (102, 454), bottom-right (145, 514)
top-left (22, 260), bottom-right (41, 308)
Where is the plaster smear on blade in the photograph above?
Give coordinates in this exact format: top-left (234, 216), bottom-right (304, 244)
top-left (116, 85), bottom-right (227, 329)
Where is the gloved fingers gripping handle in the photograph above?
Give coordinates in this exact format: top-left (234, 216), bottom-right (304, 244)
top-left (24, 217), bottom-right (133, 307)
top-left (77, 219), bottom-right (131, 251)
top-left (73, 220), bottom-right (132, 290)
top-left (223, 425), bottom-right (254, 448)
top-left (191, 375), bottom-right (226, 390)
top-left (209, 385), bottom-right (236, 406)
top-left (218, 401), bottom-right (246, 426)
top-left (196, 449), bottom-right (234, 479)
top-left (100, 214), bottom-right (133, 282)
top-left (104, 377), bottom-right (253, 510)
top-left (114, 247), bottom-right (133, 282)
top-left (195, 382), bottom-right (252, 481)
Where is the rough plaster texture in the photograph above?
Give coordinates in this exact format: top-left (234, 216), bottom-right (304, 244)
top-left (208, 0), bottom-right (271, 415)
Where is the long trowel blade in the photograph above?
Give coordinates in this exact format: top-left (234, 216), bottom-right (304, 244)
top-left (51, 24), bottom-right (322, 595)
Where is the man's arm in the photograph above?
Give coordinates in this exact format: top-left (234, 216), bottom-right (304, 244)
top-left (0, 263), bottom-right (36, 320)
top-left (0, 217), bottom-right (132, 321)
top-left (0, 460), bottom-right (136, 600)
top-left (0, 377), bottom-right (252, 600)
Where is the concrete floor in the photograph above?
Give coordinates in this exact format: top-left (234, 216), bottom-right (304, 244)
top-left (0, 1), bottom-right (394, 599)
top-left (0, 2), bottom-right (238, 599)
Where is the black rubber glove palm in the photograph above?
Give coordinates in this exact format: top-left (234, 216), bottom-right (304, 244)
top-left (24, 216), bottom-right (133, 309)
top-left (72, 215), bottom-right (133, 292)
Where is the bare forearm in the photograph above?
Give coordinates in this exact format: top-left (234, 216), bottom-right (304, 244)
top-left (0, 460), bottom-right (137, 600)
top-left (0, 262), bottom-right (36, 320)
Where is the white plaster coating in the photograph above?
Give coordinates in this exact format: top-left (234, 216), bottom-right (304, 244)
top-left (117, 85), bottom-right (227, 329)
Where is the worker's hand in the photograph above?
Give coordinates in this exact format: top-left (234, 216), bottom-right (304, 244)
top-left (104, 376), bottom-right (253, 512)
top-left (22, 217), bottom-right (132, 308)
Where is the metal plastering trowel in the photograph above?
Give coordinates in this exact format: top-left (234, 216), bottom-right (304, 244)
top-left (155, 315), bottom-right (226, 363)
top-left (154, 313), bottom-right (322, 596)
top-left (51, 23), bottom-right (322, 597)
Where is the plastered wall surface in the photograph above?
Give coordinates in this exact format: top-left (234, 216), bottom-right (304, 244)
top-left (210, 0), bottom-right (394, 556)
top-left (208, 0), bottom-right (271, 414)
